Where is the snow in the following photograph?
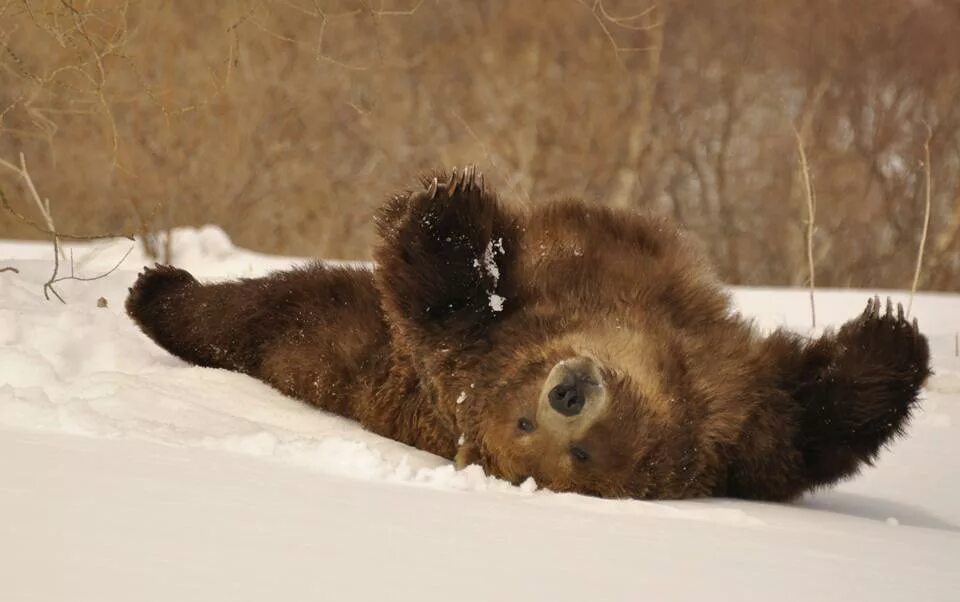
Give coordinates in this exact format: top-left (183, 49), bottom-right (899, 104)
top-left (2, 227), bottom-right (959, 601)
top-left (474, 237), bottom-right (506, 312)
top-left (475, 237), bottom-right (503, 284)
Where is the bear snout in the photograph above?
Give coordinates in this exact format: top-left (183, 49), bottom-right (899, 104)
top-left (538, 357), bottom-right (608, 434)
top-left (548, 380), bottom-right (588, 416)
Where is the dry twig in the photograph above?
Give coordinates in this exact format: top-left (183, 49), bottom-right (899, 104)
top-left (451, 111), bottom-right (531, 203)
top-left (577, 0), bottom-right (661, 67)
top-left (791, 123), bottom-right (817, 329)
top-left (0, 152), bottom-right (135, 302)
top-left (907, 123), bottom-right (933, 318)
top-left (0, 187), bottom-right (134, 241)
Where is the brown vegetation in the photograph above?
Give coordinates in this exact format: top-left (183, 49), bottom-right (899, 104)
top-left (2, 0), bottom-right (959, 289)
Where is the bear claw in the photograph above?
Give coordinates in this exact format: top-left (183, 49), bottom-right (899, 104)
top-left (862, 296), bottom-right (909, 327)
top-left (419, 166), bottom-right (485, 200)
top-left (410, 166), bottom-right (487, 213)
top-left (447, 167), bottom-right (461, 194)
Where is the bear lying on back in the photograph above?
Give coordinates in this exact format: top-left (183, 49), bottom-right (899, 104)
top-left (126, 167), bottom-right (930, 501)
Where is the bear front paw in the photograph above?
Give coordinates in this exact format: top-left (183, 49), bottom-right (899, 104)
top-left (374, 165), bottom-right (514, 336)
top-left (837, 296), bottom-right (931, 385)
top-left (125, 264), bottom-right (197, 319)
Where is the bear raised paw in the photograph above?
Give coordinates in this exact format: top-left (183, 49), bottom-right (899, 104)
top-left (126, 167), bottom-right (931, 501)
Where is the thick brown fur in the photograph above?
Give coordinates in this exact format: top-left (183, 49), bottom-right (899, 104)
top-left (126, 167), bottom-right (931, 501)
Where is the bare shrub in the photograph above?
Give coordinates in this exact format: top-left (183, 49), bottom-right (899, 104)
top-left (0, 151), bottom-right (133, 301)
top-left (0, 0), bottom-right (958, 290)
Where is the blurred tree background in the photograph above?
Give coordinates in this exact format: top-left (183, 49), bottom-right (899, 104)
top-left (1, 0), bottom-right (958, 289)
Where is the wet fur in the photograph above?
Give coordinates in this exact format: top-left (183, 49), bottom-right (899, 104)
top-left (127, 168), bottom-right (931, 501)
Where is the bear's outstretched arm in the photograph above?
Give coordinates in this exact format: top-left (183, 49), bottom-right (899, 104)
top-left (733, 297), bottom-right (931, 500)
top-left (125, 265), bottom-right (237, 368)
top-left (126, 264), bottom-right (391, 418)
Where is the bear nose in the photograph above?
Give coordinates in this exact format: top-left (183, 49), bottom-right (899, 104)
top-left (548, 381), bottom-right (587, 416)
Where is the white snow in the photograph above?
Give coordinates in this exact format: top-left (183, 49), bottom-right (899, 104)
top-left (475, 237), bottom-right (506, 312)
top-left (1, 227), bottom-right (959, 601)
top-left (478, 238), bottom-right (503, 284)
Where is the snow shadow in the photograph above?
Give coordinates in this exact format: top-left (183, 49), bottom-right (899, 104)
top-left (801, 492), bottom-right (960, 532)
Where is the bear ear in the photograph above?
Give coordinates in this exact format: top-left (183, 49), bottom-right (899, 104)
top-left (374, 166), bottom-right (519, 345)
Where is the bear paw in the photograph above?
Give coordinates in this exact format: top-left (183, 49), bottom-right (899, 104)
top-left (837, 296), bottom-right (931, 385)
top-left (125, 264), bottom-right (197, 319)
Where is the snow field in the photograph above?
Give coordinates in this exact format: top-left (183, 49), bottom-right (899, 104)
top-left (1, 228), bottom-right (958, 601)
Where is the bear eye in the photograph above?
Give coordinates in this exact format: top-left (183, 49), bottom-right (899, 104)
top-left (517, 417), bottom-right (536, 433)
top-left (570, 446), bottom-right (590, 462)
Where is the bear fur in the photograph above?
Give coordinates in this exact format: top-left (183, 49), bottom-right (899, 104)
top-left (126, 167), bottom-right (931, 501)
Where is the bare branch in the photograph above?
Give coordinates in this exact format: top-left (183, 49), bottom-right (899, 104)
top-left (0, 157), bottom-right (134, 241)
top-left (372, 0), bottom-right (425, 17)
top-left (452, 111), bottom-right (531, 203)
top-left (791, 122), bottom-right (817, 330)
top-left (226, 0), bottom-right (264, 32)
top-left (0, 152), bottom-right (136, 302)
top-left (578, 0), bottom-right (661, 67)
top-left (594, 1), bottom-right (658, 31)
top-left (49, 243), bottom-right (134, 286)
top-left (907, 123), bottom-right (933, 318)
top-left (44, 233), bottom-right (65, 303)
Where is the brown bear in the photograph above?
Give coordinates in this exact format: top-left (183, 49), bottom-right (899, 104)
top-left (126, 166), bottom-right (931, 501)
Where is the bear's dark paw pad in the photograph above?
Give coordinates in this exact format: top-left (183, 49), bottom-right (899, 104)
top-left (125, 265), bottom-right (196, 318)
top-left (839, 296), bottom-right (931, 381)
